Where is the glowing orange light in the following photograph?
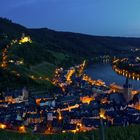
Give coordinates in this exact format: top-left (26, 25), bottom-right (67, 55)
top-left (19, 126), bottom-right (26, 133)
top-left (99, 108), bottom-right (106, 119)
top-left (80, 96), bottom-right (94, 104)
top-left (0, 123), bottom-right (6, 129)
top-left (36, 99), bottom-right (41, 105)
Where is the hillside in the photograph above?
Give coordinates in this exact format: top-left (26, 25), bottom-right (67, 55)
top-left (0, 125), bottom-right (140, 140)
top-left (1, 17), bottom-right (140, 90)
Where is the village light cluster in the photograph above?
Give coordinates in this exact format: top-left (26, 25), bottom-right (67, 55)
top-left (1, 45), bottom-right (9, 69)
top-left (113, 58), bottom-right (140, 81)
top-left (0, 59), bottom-right (139, 134)
top-left (0, 34), bottom-right (140, 135)
top-left (0, 33), bottom-right (32, 69)
top-left (0, 33), bottom-right (53, 84)
top-left (52, 61), bottom-right (86, 91)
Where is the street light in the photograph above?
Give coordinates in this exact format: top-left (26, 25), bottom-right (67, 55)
top-left (99, 108), bottom-right (105, 140)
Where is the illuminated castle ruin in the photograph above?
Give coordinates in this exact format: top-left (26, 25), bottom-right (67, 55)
top-left (19, 33), bottom-right (32, 44)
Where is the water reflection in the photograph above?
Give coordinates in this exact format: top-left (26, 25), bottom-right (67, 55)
top-left (86, 63), bottom-right (140, 90)
top-left (112, 64), bottom-right (140, 81)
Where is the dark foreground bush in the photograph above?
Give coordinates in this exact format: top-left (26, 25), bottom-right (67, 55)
top-left (0, 125), bottom-right (140, 140)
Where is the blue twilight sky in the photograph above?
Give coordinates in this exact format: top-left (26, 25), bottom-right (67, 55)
top-left (0, 0), bottom-right (140, 37)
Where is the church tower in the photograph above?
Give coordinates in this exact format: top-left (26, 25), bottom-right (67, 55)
top-left (22, 87), bottom-right (29, 100)
top-left (123, 78), bottom-right (132, 102)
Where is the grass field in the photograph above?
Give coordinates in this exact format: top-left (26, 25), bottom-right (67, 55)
top-left (5, 61), bottom-right (56, 89)
top-left (30, 61), bottom-right (56, 79)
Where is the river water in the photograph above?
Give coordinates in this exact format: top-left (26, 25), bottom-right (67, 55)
top-left (86, 63), bottom-right (140, 90)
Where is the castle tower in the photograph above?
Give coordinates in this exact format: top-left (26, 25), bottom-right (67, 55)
top-left (123, 78), bottom-right (132, 102)
top-left (21, 33), bottom-right (25, 38)
top-left (22, 87), bottom-right (29, 100)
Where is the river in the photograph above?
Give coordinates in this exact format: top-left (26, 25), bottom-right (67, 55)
top-left (86, 63), bottom-right (140, 90)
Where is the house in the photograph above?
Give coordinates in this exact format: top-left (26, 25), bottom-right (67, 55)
top-left (0, 102), bottom-right (8, 108)
top-left (57, 95), bottom-right (79, 105)
top-left (102, 104), bottom-right (115, 112)
top-left (26, 113), bottom-right (44, 125)
top-left (113, 116), bottom-right (129, 126)
top-left (62, 124), bottom-right (77, 133)
top-left (33, 95), bottom-right (54, 106)
top-left (109, 92), bottom-right (126, 105)
top-left (4, 88), bottom-right (29, 103)
top-left (40, 99), bottom-right (55, 107)
top-left (82, 118), bottom-right (108, 128)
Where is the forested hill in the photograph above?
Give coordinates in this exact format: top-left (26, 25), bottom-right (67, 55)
top-left (1, 17), bottom-right (140, 59)
top-left (0, 17), bottom-right (140, 89)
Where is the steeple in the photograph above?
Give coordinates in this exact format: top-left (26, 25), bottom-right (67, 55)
top-left (123, 78), bottom-right (132, 102)
top-left (123, 78), bottom-right (132, 89)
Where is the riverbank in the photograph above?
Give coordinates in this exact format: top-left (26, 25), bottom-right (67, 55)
top-left (86, 63), bottom-right (140, 89)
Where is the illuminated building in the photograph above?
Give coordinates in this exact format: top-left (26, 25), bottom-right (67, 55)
top-left (1, 45), bottom-right (9, 69)
top-left (99, 108), bottom-right (106, 120)
top-left (80, 96), bottom-right (95, 104)
top-left (57, 109), bottom-right (62, 120)
top-left (19, 33), bottom-right (32, 44)
top-left (0, 123), bottom-right (6, 129)
top-left (19, 126), bottom-right (26, 133)
top-left (65, 67), bottom-right (75, 84)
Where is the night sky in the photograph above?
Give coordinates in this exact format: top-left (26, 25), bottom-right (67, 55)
top-left (0, 0), bottom-right (140, 37)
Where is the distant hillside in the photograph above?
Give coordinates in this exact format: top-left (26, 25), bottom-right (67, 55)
top-left (1, 17), bottom-right (140, 56)
top-left (0, 18), bottom-right (27, 39)
top-left (0, 17), bottom-right (140, 90)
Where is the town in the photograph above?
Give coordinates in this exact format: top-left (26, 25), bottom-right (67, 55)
top-left (0, 60), bottom-right (140, 134)
top-left (1, 1), bottom-right (140, 139)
